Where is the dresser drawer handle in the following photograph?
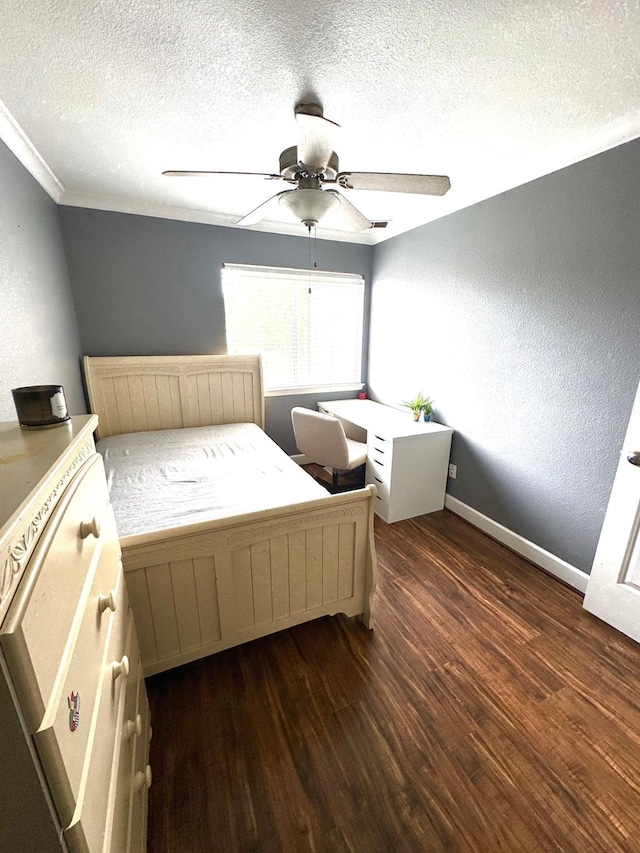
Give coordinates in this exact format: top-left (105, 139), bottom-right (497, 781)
top-left (374, 476), bottom-right (383, 484)
top-left (373, 458), bottom-right (385, 466)
top-left (98, 590), bottom-right (117, 614)
top-left (135, 765), bottom-right (153, 792)
top-left (79, 517), bottom-right (101, 539)
top-left (373, 446), bottom-right (385, 454)
top-left (125, 713), bottom-right (143, 740)
top-left (374, 435), bottom-right (386, 442)
top-left (112, 655), bottom-right (130, 681)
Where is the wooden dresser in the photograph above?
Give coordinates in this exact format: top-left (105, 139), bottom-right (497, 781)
top-left (0, 415), bottom-right (151, 852)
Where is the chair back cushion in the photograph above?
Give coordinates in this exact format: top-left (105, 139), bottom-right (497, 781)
top-left (291, 407), bottom-right (350, 469)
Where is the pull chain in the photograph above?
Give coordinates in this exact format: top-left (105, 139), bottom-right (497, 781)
top-left (307, 223), bottom-right (318, 293)
top-left (307, 223), bottom-right (318, 270)
top-left (308, 224), bottom-right (312, 292)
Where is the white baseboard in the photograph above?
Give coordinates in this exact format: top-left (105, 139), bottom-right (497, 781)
top-left (289, 459), bottom-right (589, 593)
top-left (444, 495), bottom-right (589, 594)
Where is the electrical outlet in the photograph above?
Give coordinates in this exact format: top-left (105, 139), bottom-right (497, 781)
top-left (448, 463), bottom-right (457, 479)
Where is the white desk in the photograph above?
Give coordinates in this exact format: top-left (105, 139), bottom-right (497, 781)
top-left (319, 400), bottom-right (453, 523)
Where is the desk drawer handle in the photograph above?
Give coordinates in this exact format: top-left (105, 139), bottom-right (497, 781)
top-left (373, 458), bottom-right (385, 466)
top-left (376, 494), bottom-right (383, 501)
top-left (373, 446), bottom-right (385, 454)
top-left (79, 517), bottom-right (101, 539)
top-left (112, 655), bottom-right (130, 682)
top-left (374, 435), bottom-right (386, 442)
top-left (374, 476), bottom-right (383, 484)
top-left (98, 590), bottom-right (117, 614)
top-left (135, 765), bottom-right (153, 792)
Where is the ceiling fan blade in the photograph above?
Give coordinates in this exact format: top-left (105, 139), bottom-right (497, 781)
top-left (236, 190), bottom-right (293, 226)
top-left (295, 111), bottom-right (339, 172)
top-left (324, 189), bottom-right (373, 232)
top-left (336, 172), bottom-right (451, 196)
top-left (163, 170), bottom-right (284, 180)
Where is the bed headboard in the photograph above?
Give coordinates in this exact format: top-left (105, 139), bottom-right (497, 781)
top-left (84, 354), bottom-right (265, 440)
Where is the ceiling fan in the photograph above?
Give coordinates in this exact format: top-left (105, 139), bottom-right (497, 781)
top-left (163, 102), bottom-right (451, 232)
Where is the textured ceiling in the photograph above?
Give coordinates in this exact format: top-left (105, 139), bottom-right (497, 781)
top-left (2, 0), bottom-right (640, 244)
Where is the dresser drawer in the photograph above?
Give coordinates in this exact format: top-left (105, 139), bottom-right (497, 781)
top-left (128, 675), bottom-right (151, 853)
top-left (0, 454), bottom-right (112, 730)
top-left (32, 527), bottom-right (122, 828)
top-left (63, 583), bottom-right (132, 852)
top-left (109, 636), bottom-right (142, 853)
top-left (122, 634), bottom-right (141, 741)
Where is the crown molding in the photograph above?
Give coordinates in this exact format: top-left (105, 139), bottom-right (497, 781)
top-left (0, 98), bottom-right (64, 200)
top-left (3, 96), bottom-right (640, 248)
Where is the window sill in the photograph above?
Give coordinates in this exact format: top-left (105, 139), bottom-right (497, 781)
top-left (265, 384), bottom-right (364, 398)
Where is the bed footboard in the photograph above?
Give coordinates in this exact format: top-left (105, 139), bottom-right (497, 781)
top-left (120, 486), bottom-right (377, 676)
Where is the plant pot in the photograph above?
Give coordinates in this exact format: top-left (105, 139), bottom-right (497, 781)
top-left (423, 413), bottom-right (431, 422)
top-left (412, 412), bottom-right (421, 421)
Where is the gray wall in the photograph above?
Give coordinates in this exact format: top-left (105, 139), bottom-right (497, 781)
top-left (369, 138), bottom-right (640, 573)
top-left (54, 141), bottom-right (640, 574)
top-left (0, 141), bottom-right (85, 423)
top-left (58, 208), bottom-right (372, 452)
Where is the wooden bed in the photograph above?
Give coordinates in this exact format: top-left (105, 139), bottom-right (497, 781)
top-left (83, 355), bottom-right (378, 676)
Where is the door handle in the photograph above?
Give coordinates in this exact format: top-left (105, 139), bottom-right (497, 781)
top-left (627, 451), bottom-right (640, 467)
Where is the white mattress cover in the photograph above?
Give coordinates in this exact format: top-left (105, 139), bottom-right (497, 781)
top-left (97, 423), bottom-right (327, 538)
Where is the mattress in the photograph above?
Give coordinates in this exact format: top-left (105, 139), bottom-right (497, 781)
top-left (97, 423), bottom-right (327, 538)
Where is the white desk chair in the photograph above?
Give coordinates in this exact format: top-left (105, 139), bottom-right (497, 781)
top-left (291, 406), bottom-right (367, 493)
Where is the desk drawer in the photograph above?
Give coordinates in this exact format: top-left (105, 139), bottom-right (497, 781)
top-left (370, 488), bottom-right (390, 521)
top-left (366, 467), bottom-right (389, 500)
top-left (368, 433), bottom-right (391, 461)
top-left (1, 454), bottom-right (111, 731)
top-left (367, 452), bottom-right (392, 484)
top-left (366, 440), bottom-right (391, 521)
top-left (368, 434), bottom-right (393, 472)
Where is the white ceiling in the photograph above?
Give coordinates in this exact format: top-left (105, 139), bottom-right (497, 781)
top-left (2, 0), bottom-right (640, 245)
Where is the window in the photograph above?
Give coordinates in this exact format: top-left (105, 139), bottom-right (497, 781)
top-left (222, 263), bottom-right (365, 393)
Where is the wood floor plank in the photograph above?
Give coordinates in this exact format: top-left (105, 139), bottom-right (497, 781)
top-left (146, 509), bottom-right (640, 852)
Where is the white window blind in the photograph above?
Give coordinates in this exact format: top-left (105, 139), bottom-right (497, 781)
top-left (222, 263), bottom-right (365, 393)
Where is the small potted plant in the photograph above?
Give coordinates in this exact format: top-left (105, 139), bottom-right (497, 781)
top-left (402, 392), bottom-right (430, 421)
top-left (421, 397), bottom-right (435, 422)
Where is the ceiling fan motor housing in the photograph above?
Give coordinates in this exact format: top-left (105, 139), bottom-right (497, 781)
top-left (278, 146), bottom-right (339, 182)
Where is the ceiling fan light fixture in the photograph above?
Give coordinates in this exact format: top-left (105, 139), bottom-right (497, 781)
top-left (279, 188), bottom-right (339, 228)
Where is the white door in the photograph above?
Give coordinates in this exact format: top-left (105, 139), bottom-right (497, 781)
top-left (583, 380), bottom-right (640, 641)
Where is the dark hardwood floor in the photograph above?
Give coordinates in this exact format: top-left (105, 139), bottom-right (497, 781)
top-left (145, 510), bottom-right (640, 852)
